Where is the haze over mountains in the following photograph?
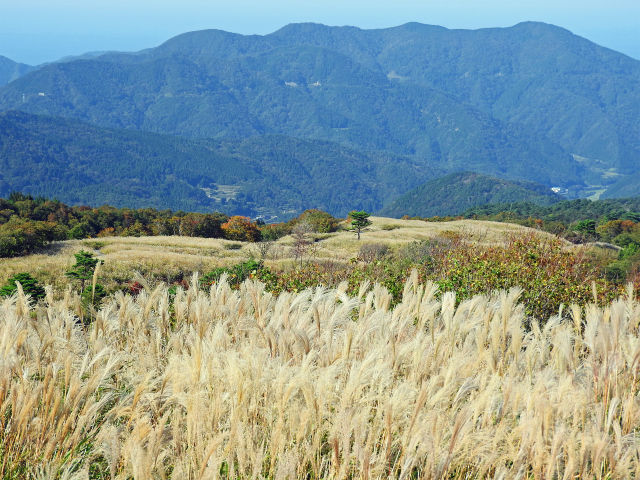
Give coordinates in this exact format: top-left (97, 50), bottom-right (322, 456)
top-left (0, 21), bottom-right (639, 218)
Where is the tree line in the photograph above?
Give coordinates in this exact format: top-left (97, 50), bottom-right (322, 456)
top-left (0, 192), bottom-right (340, 258)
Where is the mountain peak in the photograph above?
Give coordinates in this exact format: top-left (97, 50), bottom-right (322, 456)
top-left (0, 56), bottom-right (35, 86)
top-left (270, 22), bottom-right (363, 40)
top-left (507, 21), bottom-right (573, 36)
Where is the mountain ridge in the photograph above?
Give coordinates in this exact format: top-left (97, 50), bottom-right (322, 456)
top-left (0, 21), bottom-right (638, 203)
top-left (0, 55), bottom-right (35, 86)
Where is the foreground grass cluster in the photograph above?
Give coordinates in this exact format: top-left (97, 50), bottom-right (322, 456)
top-left (3, 274), bottom-right (640, 478)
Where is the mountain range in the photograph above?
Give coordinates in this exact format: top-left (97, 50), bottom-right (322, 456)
top-left (0, 22), bottom-right (639, 217)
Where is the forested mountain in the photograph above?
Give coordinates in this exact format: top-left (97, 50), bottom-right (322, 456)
top-left (464, 197), bottom-right (640, 224)
top-left (0, 111), bottom-right (438, 218)
top-left (0, 56), bottom-right (34, 86)
top-left (379, 172), bottom-right (561, 218)
top-left (7, 22), bottom-right (640, 189)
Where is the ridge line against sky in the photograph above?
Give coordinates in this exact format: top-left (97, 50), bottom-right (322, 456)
top-left (0, 0), bottom-right (638, 65)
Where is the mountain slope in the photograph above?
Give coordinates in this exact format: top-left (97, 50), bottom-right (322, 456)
top-left (0, 56), bottom-right (35, 86)
top-left (0, 111), bottom-right (438, 218)
top-left (0, 23), bottom-right (612, 188)
top-left (268, 22), bottom-right (640, 173)
top-left (378, 172), bottom-right (561, 217)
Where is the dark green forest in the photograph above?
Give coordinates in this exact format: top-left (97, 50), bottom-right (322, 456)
top-left (0, 111), bottom-right (437, 219)
top-left (379, 172), bottom-right (561, 218)
top-left (464, 197), bottom-right (640, 226)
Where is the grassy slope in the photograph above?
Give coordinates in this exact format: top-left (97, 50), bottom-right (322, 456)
top-left (0, 217), bottom-right (546, 290)
top-left (2, 231), bottom-right (637, 478)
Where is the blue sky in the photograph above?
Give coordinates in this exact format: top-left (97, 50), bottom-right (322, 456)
top-left (1, 0), bottom-right (638, 64)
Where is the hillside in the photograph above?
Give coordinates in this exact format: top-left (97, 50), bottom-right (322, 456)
top-left (0, 215), bottom-right (555, 290)
top-left (6, 22), bottom-right (637, 189)
top-left (601, 173), bottom-right (640, 199)
top-left (0, 55), bottom-right (34, 86)
top-left (2, 217), bottom-right (633, 477)
top-left (379, 172), bottom-right (561, 217)
top-left (464, 196), bottom-right (640, 223)
top-left (0, 111), bottom-right (437, 218)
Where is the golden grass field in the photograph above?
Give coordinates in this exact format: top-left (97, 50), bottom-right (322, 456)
top-left (0, 217), bottom-right (551, 292)
top-left (5, 217), bottom-right (631, 478)
top-left (2, 269), bottom-right (640, 478)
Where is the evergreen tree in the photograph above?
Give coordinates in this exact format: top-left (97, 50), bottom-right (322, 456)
top-left (349, 211), bottom-right (372, 240)
top-left (65, 250), bottom-right (103, 291)
top-left (0, 272), bottom-right (46, 302)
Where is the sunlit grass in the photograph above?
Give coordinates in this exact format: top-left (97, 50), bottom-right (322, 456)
top-left (1, 218), bottom-right (545, 291)
top-left (2, 274), bottom-right (640, 478)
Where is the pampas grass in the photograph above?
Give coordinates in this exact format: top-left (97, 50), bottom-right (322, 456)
top-left (2, 274), bottom-right (640, 478)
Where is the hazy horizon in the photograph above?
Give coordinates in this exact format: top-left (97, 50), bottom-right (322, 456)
top-left (1, 0), bottom-right (638, 65)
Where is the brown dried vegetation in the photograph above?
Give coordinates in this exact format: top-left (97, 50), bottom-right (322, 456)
top-left (2, 274), bottom-right (640, 478)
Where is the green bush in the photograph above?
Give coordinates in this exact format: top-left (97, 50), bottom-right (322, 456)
top-left (0, 219), bottom-right (66, 257)
top-left (81, 283), bottom-right (107, 308)
top-left (619, 242), bottom-right (640, 261)
top-left (605, 261), bottom-right (629, 284)
top-left (292, 209), bottom-right (340, 233)
top-left (0, 273), bottom-right (46, 302)
top-left (200, 259), bottom-right (265, 289)
top-left (430, 234), bottom-right (619, 319)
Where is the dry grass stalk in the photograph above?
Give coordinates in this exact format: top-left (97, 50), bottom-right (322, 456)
top-left (1, 273), bottom-right (640, 478)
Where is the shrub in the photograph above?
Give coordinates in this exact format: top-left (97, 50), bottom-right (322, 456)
top-left (613, 232), bottom-right (640, 248)
top-left (221, 216), bottom-right (261, 242)
top-left (605, 261), bottom-right (629, 284)
top-left (82, 240), bottom-right (106, 250)
top-left (81, 283), bottom-right (107, 309)
top-left (0, 219), bottom-right (67, 257)
top-left (128, 281), bottom-right (144, 295)
top-left (358, 243), bottom-right (389, 263)
top-left (0, 273), bottom-right (46, 302)
top-left (380, 224), bottom-right (400, 231)
top-left (395, 239), bottom-right (448, 265)
top-left (200, 259), bottom-right (265, 289)
top-left (430, 233), bottom-right (620, 319)
top-left (260, 222), bottom-right (289, 241)
top-left (68, 221), bottom-right (94, 239)
top-left (291, 209), bottom-right (340, 233)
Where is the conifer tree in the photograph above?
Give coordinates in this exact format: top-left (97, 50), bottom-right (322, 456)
top-left (65, 250), bottom-right (103, 291)
top-left (349, 211), bottom-right (372, 240)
